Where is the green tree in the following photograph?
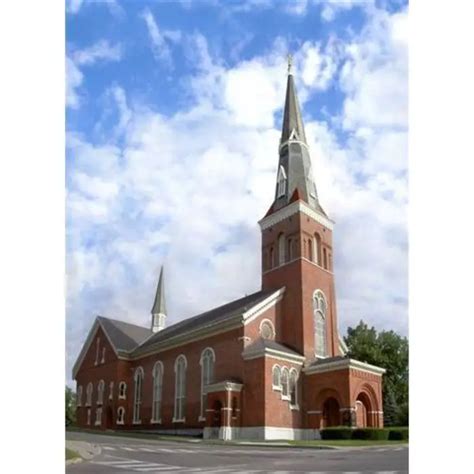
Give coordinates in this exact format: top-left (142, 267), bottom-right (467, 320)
top-left (65, 386), bottom-right (76, 426)
top-left (344, 320), bottom-right (408, 426)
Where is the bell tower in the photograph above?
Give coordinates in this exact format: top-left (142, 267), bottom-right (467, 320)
top-left (259, 60), bottom-right (341, 361)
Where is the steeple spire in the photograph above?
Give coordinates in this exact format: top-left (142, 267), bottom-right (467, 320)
top-left (281, 58), bottom-right (307, 146)
top-left (271, 61), bottom-right (325, 216)
top-left (151, 266), bottom-right (167, 333)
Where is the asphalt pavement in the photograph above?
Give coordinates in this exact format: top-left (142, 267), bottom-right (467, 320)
top-left (66, 431), bottom-right (408, 474)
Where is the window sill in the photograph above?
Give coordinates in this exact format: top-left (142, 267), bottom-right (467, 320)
top-left (132, 420), bottom-right (142, 425)
top-left (198, 416), bottom-right (206, 422)
top-left (118, 396), bottom-right (126, 400)
top-left (281, 395), bottom-right (291, 401)
top-left (172, 418), bottom-right (186, 423)
top-left (290, 405), bottom-right (300, 411)
top-left (94, 421), bottom-right (101, 426)
top-left (116, 421), bottom-right (124, 425)
top-left (150, 419), bottom-right (162, 424)
top-left (272, 386), bottom-right (282, 391)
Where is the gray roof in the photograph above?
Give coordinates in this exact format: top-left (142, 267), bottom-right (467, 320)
top-left (151, 266), bottom-right (167, 315)
top-left (97, 316), bottom-right (153, 353)
top-left (307, 355), bottom-right (348, 367)
top-left (133, 289), bottom-right (276, 355)
top-left (242, 338), bottom-right (303, 357)
top-left (272, 72), bottom-right (326, 216)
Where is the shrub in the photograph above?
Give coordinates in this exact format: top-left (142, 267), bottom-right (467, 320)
top-left (352, 428), bottom-right (390, 440)
top-left (320, 427), bottom-right (353, 440)
top-left (388, 428), bottom-right (409, 441)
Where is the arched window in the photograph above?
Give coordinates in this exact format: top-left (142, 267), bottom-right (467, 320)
top-left (314, 234), bottom-right (321, 266)
top-left (174, 355), bottom-right (187, 422)
top-left (133, 367), bottom-right (144, 424)
top-left (287, 238), bottom-right (293, 260)
top-left (97, 380), bottom-right (105, 405)
top-left (269, 246), bottom-right (275, 269)
top-left (281, 367), bottom-right (290, 399)
top-left (109, 381), bottom-right (114, 400)
top-left (77, 385), bottom-right (83, 407)
top-left (101, 347), bottom-right (106, 364)
top-left (86, 408), bottom-right (91, 425)
top-left (200, 348), bottom-right (215, 419)
top-left (289, 369), bottom-right (298, 407)
top-left (313, 290), bottom-right (328, 357)
top-left (272, 365), bottom-right (281, 390)
top-left (118, 381), bottom-right (127, 399)
top-left (95, 407), bottom-right (102, 426)
top-left (323, 247), bottom-right (328, 269)
top-left (278, 233), bottom-right (286, 265)
top-left (308, 238), bottom-right (313, 261)
top-left (152, 361), bottom-right (164, 423)
top-left (117, 407), bottom-right (125, 425)
top-left (86, 382), bottom-right (93, 406)
top-left (277, 165), bottom-right (287, 198)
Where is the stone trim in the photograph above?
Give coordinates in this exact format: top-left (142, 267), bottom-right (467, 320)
top-left (242, 288), bottom-right (286, 325)
top-left (307, 410), bottom-right (322, 414)
top-left (303, 358), bottom-right (386, 376)
top-left (259, 200), bottom-right (334, 231)
top-left (242, 346), bottom-right (305, 364)
top-left (205, 381), bottom-right (243, 393)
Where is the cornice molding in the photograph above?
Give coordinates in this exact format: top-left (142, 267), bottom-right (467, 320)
top-left (242, 287), bottom-right (285, 325)
top-left (259, 200), bottom-right (334, 231)
top-left (242, 346), bottom-right (305, 364)
top-left (206, 381), bottom-right (243, 393)
top-left (303, 358), bottom-right (386, 376)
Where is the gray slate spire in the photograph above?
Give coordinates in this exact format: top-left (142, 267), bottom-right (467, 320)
top-left (151, 266), bottom-right (167, 333)
top-left (271, 64), bottom-right (326, 216)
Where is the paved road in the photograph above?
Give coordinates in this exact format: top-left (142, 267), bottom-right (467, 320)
top-left (66, 432), bottom-right (408, 474)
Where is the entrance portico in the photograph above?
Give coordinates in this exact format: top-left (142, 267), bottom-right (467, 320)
top-left (203, 381), bottom-right (243, 440)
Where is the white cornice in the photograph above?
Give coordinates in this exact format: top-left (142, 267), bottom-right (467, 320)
top-left (206, 381), bottom-right (243, 393)
top-left (259, 200), bottom-right (334, 231)
top-left (242, 288), bottom-right (285, 325)
top-left (242, 346), bottom-right (305, 365)
top-left (303, 358), bottom-right (386, 376)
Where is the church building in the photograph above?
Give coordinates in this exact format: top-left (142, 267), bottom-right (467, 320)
top-left (72, 64), bottom-right (385, 440)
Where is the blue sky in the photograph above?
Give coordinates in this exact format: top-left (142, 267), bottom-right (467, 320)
top-left (66, 0), bottom-right (408, 386)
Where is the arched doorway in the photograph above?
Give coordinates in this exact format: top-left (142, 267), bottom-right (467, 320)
top-left (355, 392), bottom-right (372, 427)
top-left (322, 397), bottom-right (340, 427)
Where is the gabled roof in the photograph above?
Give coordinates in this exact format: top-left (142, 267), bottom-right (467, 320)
top-left (97, 316), bottom-right (153, 353)
top-left (132, 289), bottom-right (277, 356)
top-left (242, 338), bottom-right (305, 364)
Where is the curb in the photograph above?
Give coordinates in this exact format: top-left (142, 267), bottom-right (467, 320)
top-left (66, 457), bottom-right (83, 466)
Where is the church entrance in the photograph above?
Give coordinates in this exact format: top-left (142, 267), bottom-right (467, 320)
top-left (355, 393), bottom-right (372, 427)
top-left (322, 397), bottom-right (340, 427)
top-left (208, 400), bottom-right (223, 439)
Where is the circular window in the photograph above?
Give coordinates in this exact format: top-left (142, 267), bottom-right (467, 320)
top-left (260, 320), bottom-right (275, 340)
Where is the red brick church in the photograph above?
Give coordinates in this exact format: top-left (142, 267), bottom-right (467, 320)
top-left (72, 65), bottom-right (385, 440)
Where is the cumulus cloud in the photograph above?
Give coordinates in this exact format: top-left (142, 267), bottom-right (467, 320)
top-left (66, 6), bottom-right (407, 385)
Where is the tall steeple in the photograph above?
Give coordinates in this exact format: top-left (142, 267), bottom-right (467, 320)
top-left (272, 57), bottom-right (325, 216)
top-left (151, 266), bottom-right (167, 333)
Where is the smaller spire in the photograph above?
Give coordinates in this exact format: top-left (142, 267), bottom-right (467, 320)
top-left (151, 266), bottom-right (167, 333)
top-left (287, 53), bottom-right (293, 75)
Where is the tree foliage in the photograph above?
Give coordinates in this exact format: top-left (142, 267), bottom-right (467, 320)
top-left (344, 320), bottom-right (408, 426)
top-left (65, 386), bottom-right (76, 425)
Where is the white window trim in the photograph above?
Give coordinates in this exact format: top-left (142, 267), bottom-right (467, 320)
top-left (85, 382), bottom-right (93, 407)
top-left (272, 364), bottom-right (282, 391)
top-left (109, 381), bottom-right (114, 400)
top-left (118, 381), bottom-right (127, 400)
top-left (277, 165), bottom-right (287, 198)
top-left (313, 289), bottom-right (328, 358)
top-left (116, 407), bottom-right (125, 425)
top-left (101, 347), bottom-right (106, 364)
top-left (95, 407), bottom-right (102, 426)
top-left (133, 367), bottom-right (144, 424)
top-left (152, 361), bottom-right (164, 424)
top-left (97, 380), bottom-right (105, 405)
top-left (174, 354), bottom-right (187, 422)
top-left (199, 348), bottom-right (215, 420)
top-left (76, 386), bottom-right (83, 407)
top-left (281, 367), bottom-right (290, 401)
top-left (95, 337), bottom-right (100, 366)
top-left (260, 318), bottom-right (276, 340)
top-left (289, 368), bottom-right (299, 410)
top-left (86, 408), bottom-right (91, 425)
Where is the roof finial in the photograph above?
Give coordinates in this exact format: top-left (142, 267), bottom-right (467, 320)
top-left (287, 53), bottom-right (293, 75)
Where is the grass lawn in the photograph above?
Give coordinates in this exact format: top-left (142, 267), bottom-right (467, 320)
top-left (65, 448), bottom-right (80, 461)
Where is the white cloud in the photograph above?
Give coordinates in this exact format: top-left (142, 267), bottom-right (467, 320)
top-left (141, 8), bottom-right (182, 66)
top-left (66, 41), bottom-right (123, 109)
top-left (67, 0), bottom-right (124, 17)
top-left (66, 6), bottom-right (407, 385)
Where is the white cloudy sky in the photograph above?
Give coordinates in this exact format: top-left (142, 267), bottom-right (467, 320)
top-left (66, 0), bottom-right (408, 386)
